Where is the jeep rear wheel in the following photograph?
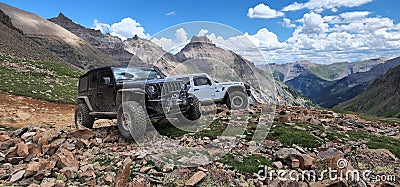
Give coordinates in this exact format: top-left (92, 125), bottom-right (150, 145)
top-left (226, 91), bottom-right (248, 110)
top-left (117, 101), bottom-right (147, 141)
top-left (75, 103), bottom-right (95, 129)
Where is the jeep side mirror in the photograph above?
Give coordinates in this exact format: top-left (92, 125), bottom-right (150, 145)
top-left (102, 77), bottom-right (111, 85)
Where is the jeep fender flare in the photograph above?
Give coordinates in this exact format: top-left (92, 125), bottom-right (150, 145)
top-left (224, 86), bottom-right (246, 100)
top-left (77, 96), bottom-right (93, 111)
top-left (116, 89), bottom-right (146, 105)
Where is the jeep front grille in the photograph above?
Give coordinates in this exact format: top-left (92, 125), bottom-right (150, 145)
top-left (161, 82), bottom-right (182, 97)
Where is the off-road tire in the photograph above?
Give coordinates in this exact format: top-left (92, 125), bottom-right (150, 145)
top-left (226, 91), bottom-right (248, 110)
top-left (175, 97), bottom-right (202, 125)
top-left (117, 101), bottom-right (147, 141)
top-left (75, 103), bottom-right (95, 129)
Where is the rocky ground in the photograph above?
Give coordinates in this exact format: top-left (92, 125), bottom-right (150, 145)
top-left (0, 94), bottom-right (399, 186)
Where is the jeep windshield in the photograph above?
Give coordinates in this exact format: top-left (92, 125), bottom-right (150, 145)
top-left (112, 67), bottom-right (163, 81)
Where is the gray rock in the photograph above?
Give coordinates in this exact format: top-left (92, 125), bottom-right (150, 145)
top-left (10, 169), bottom-right (25, 182)
top-left (274, 148), bottom-right (300, 160)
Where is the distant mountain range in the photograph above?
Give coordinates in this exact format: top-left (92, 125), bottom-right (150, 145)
top-left (258, 57), bottom-right (400, 109)
top-left (338, 59), bottom-right (400, 118)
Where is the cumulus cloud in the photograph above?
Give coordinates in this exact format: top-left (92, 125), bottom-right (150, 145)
top-left (151, 28), bottom-right (189, 53)
top-left (206, 11), bottom-right (399, 64)
top-left (340, 11), bottom-right (371, 21)
top-left (282, 18), bottom-right (296, 28)
top-left (93, 18), bottom-right (150, 40)
top-left (301, 12), bottom-right (329, 34)
top-left (247, 4), bottom-right (284, 19)
top-left (165, 11), bottom-right (176, 16)
top-left (282, 0), bottom-right (373, 12)
top-left (197, 29), bottom-right (208, 36)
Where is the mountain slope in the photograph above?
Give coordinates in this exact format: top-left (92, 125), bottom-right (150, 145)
top-left (285, 72), bottom-right (335, 98)
top-left (0, 11), bottom-right (65, 64)
top-left (313, 57), bottom-right (400, 108)
top-left (0, 3), bottom-right (119, 70)
top-left (338, 64), bottom-right (400, 117)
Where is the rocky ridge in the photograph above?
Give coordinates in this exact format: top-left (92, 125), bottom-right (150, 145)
top-left (48, 13), bottom-right (140, 66)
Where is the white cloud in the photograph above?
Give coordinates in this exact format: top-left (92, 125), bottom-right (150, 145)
top-left (282, 18), bottom-right (296, 28)
top-left (165, 11), bottom-right (176, 16)
top-left (283, 0), bottom-right (373, 12)
top-left (151, 28), bottom-right (189, 53)
top-left (197, 29), bottom-right (208, 36)
top-left (247, 4), bottom-right (284, 19)
top-left (203, 11), bottom-right (400, 64)
top-left (301, 12), bottom-right (329, 34)
top-left (93, 17), bottom-right (150, 40)
top-left (340, 11), bottom-right (371, 22)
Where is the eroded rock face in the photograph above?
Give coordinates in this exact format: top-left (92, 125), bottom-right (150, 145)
top-left (49, 13), bottom-right (137, 66)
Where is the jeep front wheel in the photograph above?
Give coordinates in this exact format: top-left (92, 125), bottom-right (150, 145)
top-left (75, 103), bottom-right (95, 129)
top-left (117, 101), bottom-right (147, 141)
top-left (226, 91), bottom-right (248, 110)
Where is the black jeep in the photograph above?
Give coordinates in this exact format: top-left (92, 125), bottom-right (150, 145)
top-left (74, 66), bottom-right (201, 140)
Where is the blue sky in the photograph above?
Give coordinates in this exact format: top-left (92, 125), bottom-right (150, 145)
top-left (2, 0), bottom-right (400, 64)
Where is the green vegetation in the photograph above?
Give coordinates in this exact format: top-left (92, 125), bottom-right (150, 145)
top-left (155, 120), bottom-right (228, 139)
top-left (272, 70), bottom-right (284, 81)
top-left (267, 122), bottom-right (322, 148)
top-left (307, 63), bottom-right (347, 81)
top-left (154, 122), bottom-right (188, 138)
top-left (0, 55), bottom-right (81, 104)
top-left (194, 120), bottom-right (227, 139)
top-left (347, 131), bottom-right (400, 158)
top-left (221, 153), bottom-right (272, 174)
top-left (0, 124), bottom-right (17, 131)
top-left (94, 155), bottom-right (115, 166)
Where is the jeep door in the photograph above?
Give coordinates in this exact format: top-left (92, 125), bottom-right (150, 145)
top-left (191, 76), bottom-right (215, 103)
top-left (95, 70), bottom-right (115, 112)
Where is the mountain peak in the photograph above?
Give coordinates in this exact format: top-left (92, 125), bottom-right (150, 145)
top-left (54, 12), bottom-right (73, 22)
top-left (189, 36), bottom-right (212, 44)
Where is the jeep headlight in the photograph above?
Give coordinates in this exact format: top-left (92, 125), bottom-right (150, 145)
top-left (147, 85), bottom-right (157, 94)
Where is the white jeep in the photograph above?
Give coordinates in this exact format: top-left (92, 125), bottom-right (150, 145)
top-left (169, 73), bottom-right (251, 110)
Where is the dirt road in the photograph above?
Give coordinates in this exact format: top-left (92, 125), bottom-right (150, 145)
top-left (0, 92), bottom-right (76, 129)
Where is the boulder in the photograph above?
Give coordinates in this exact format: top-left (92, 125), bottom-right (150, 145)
top-left (55, 148), bottom-right (79, 169)
top-left (16, 142), bottom-right (29, 157)
top-left (185, 171), bottom-right (206, 186)
top-left (295, 154), bottom-right (314, 170)
top-left (69, 129), bottom-right (95, 139)
top-left (115, 157), bottom-right (132, 187)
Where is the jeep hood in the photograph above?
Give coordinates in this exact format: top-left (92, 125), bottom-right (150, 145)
top-left (117, 79), bottom-right (181, 88)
